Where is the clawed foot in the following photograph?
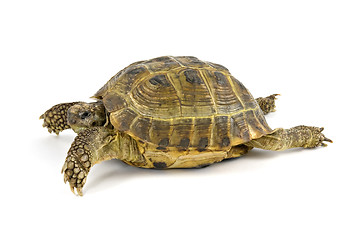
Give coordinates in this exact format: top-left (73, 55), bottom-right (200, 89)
top-left (295, 126), bottom-right (333, 148)
top-left (40, 102), bottom-right (79, 135)
top-left (256, 94), bottom-right (280, 115)
top-left (311, 127), bottom-right (333, 147)
top-left (62, 157), bottom-right (89, 196)
top-left (61, 135), bottom-right (93, 196)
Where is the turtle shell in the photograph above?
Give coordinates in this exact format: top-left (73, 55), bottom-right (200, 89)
top-left (93, 56), bottom-right (272, 153)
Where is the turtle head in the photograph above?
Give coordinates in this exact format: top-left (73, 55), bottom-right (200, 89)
top-left (67, 102), bottom-right (106, 133)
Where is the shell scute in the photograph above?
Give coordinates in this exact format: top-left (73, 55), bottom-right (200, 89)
top-left (214, 115), bottom-right (231, 148)
top-left (131, 73), bottom-right (181, 118)
top-left (130, 117), bottom-right (151, 141)
top-left (169, 118), bottom-right (193, 148)
top-left (149, 119), bottom-right (171, 147)
top-left (202, 69), bottom-right (244, 114)
top-left (144, 56), bottom-right (181, 72)
top-left (110, 108), bottom-right (138, 132)
top-left (176, 56), bottom-right (208, 68)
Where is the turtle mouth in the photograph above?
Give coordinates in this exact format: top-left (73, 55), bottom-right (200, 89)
top-left (70, 126), bottom-right (87, 133)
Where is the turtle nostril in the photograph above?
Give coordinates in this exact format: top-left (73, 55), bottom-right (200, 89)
top-left (69, 119), bottom-right (77, 125)
top-left (80, 111), bottom-right (91, 119)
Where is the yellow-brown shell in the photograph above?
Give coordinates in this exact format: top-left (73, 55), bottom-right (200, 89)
top-left (94, 56), bottom-right (272, 159)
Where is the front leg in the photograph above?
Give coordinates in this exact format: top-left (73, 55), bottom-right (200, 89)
top-left (61, 127), bottom-right (119, 196)
top-left (40, 102), bottom-right (80, 135)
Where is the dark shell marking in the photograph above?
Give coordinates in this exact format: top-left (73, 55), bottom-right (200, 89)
top-left (197, 137), bottom-right (209, 152)
top-left (184, 69), bottom-right (203, 84)
top-left (214, 71), bottom-right (228, 86)
top-left (149, 75), bottom-right (171, 87)
top-left (153, 161), bottom-right (168, 169)
top-left (157, 138), bottom-right (169, 150)
top-left (177, 138), bottom-right (190, 151)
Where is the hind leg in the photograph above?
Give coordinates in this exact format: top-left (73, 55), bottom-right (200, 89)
top-left (246, 126), bottom-right (332, 151)
top-left (226, 145), bottom-right (253, 159)
top-left (256, 94), bottom-right (280, 115)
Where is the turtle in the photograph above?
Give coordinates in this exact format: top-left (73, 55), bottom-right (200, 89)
top-left (40, 56), bottom-right (332, 196)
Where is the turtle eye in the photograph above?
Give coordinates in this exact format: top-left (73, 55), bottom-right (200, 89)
top-left (80, 111), bottom-right (91, 119)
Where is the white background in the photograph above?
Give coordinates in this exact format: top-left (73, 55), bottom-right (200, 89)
top-left (1, 0), bottom-right (359, 239)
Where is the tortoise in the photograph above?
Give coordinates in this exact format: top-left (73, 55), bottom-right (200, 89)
top-left (40, 56), bottom-right (332, 196)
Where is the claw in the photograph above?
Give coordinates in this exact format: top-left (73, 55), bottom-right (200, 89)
top-left (272, 93), bottom-right (281, 99)
top-left (267, 94), bottom-right (280, 100)
top-left (68, 186), bottom-right (83, 196)
top-left (61, 163), bottom-right (66, 174)
top-left (68, 182), bottom-right (84, 196)
top-left (76, 188), bottom-right (83, 196)
top-left (62, 155), bottom-right (89, 196)
top-left (317, 128), bottom-right (332, 147)
top-left (70, 186), bottom-right (75, 195)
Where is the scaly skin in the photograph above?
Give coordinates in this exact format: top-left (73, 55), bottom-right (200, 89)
top-left (246, 125), bottom-right (332, 151)
top-left (40, 102), bottom-right (81, 135)
top-left (256, 94), bottom-right (280, 115)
